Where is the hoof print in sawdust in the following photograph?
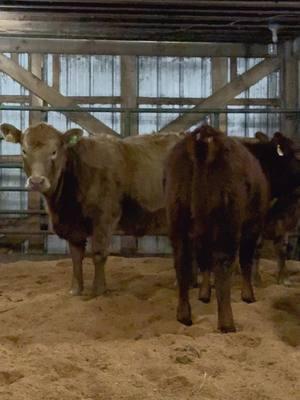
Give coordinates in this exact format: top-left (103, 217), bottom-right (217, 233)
top-left (0, 370), bottom-right (24, 386)
top-left (272, 294), bottom-right (300, 347)
top-left (226, 333), bottom-right (262, 348)
top-left (160, 375), bottom-right (193, 391)
top-left (172, 345), bottom-right (201, 364)
top-left (53, 361), bottom-right (83, 379)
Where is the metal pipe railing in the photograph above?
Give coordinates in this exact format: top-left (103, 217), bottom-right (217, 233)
top-left (0, 187), bottom-right (28, 191)
top-left (0, 210), bottom-right (47, 215)
top-left (0, 105), bottom-right (299, 255)
top-left (0, 105), bottom-right (298, 113)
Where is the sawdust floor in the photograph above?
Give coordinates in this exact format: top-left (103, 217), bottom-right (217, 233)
top-left (0, 256), bottom-right (299, 400)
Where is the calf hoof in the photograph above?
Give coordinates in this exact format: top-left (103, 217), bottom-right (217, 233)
top-left (69, 286), bottom-right (83, 296)
top-left (277, 276), bottom-right (292, 287)
top-left (91, 285), bottom-right (107, 297)
top-left (198, 286), bottom-right (211, 303)
top-left (241, 294), bottom-right (256, 303)
top-left (219, 324), bottom-right (236, 333)
top-left (177, 303), bottom-right (192, 326)
top-left (177, 316), bottom-right (193, 326)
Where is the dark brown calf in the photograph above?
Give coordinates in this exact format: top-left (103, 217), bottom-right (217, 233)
top-left (254, 188), bottom-right (300, 285)
top-left (252, 132), bottom-right (300, 285)
top-left (165, 125), bottom-right (269, 332)
top-left (195, 130), bottom-right (300, 295)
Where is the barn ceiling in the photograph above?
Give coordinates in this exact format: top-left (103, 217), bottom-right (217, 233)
top-left (0, 1), bottom-right (300, 43)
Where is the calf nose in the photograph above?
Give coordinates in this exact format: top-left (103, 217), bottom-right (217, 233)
top-left (29, 176), bottom-right (45, 186)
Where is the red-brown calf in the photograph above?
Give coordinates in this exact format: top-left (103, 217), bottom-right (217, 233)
top-left (165, 125), bottom-right (270, 332)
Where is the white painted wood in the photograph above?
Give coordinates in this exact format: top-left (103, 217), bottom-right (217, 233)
top-left (0, 53), bottom-right (118, 136)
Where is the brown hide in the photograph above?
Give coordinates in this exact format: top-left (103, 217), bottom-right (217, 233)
top-left (0, 122), bottom-right (182, 296)
top-left (165, 125), bottom-right (269, 332)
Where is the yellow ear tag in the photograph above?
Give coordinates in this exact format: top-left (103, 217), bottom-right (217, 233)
top-left (68, 135), bottom-right (79, 146)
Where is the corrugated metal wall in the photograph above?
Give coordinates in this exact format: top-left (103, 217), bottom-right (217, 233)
top-left (0, 54), bottom-right (280, 254)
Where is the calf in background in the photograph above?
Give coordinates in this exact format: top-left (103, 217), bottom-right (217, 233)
top-left (253, 131), bottom-right (300, 286)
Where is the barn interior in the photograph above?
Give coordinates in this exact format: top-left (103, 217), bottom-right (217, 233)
top-left (0, 2), bottom-right (299, 400)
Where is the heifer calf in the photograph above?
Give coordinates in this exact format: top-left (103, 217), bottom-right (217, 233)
top-left (254, 188), bottom-right (300, 285)
top-left (164, 125), bottom-right (269, 332)
top-left (252, 132), bottom-right (300, 285)
top-left (1, 123), bottom-right (181, 296)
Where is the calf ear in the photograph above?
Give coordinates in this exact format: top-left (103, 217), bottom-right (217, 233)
top-left (255, 131), bottom-right (269, 143)
top-left (0, 123), bottom-right (22, 143)
top-left (186, 132), bottom-right (217, 164)
top-left (63, 128), bottom-right (84, 147)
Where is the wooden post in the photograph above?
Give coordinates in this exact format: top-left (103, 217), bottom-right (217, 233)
top-left (230, 57), bottom-right (238, 81)
top-left (280, 41), bottom-right (299, 138)
top-left (121, 55), bottom-right (138, 137)
top-left (212, 57), bottom-right (228, 131)
top-left (11, 53), bottom-right (19, 64)
top-left (28, 54), bottom-right (44, 252)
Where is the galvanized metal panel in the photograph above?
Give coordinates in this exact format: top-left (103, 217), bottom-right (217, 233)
top-left (138, 56), bottom-right (211, 133)
top-left (228, 57), bottom-right (280, 136)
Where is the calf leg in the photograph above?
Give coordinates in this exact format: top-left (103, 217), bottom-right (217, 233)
top-left (198, 270), bottom-right (211, 303)
top-left (69, 241), bottom-right (85, 296)
top-left (275, 235), bottom-right (291, 285)
top-left (252, 236), bottom-right (263, 287)
top-left (191, 256), bottom-right (199, 288)
top-left (91, 209), bottom-right (121, 297)
top-left (194, 243), bottom-right (212, 302)
top-left (91, 231), bottom-right (110, 296)
top-left (173, 237), bottom-right (193, 326)
top-left (214, 258), bottom-right (236, 333)
top-left (239, 233), bottom-right (259, 303)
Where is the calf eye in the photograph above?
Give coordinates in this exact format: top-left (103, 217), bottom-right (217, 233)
top-left (22, 149), bottom-right (27, 156)
top-left (51, 150), bottom-right (57, 159)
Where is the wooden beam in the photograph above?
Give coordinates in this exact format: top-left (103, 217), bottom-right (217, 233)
top-left (280, 41), bottom-right (299, 138)
top-left (29, 53), bottom-right (44, 125)
top-left (0, 54), bottom-right (118, 136)
top-left (0, 37), bottom-right (271, 58)
top-left (138, 97), bottom-right (280, 106)
top-left (0, 95), bottom-right (30, 103)
top-left (52, 55), bottom-right (60, 92)
top-left (160, 57), bottom-right (281, 132)
top-left (0, 94), bottom-right (280, 107)
top-left (121, 56), bottom-right (138, 136)
top-left (212, 57), bottom-right (228, 131)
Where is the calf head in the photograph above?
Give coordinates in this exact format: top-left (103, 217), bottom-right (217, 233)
top-left (0, 122), bottom-right (83, 194)
top-left (253, 130), bottom-right (300, 196)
